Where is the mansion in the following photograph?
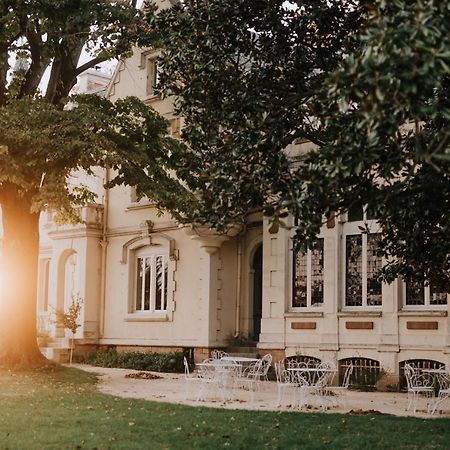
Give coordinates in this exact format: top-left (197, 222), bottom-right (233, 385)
top-left (35, 8), bottom-right (449, 388)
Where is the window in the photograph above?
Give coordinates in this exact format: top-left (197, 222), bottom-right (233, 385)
top-left (292, 238), bottom-right (324, 308)
top-left (404, 280), bottom-right (447, 308)
top-left (170, 117), bottom-right (181, 139)
top-left (135, 254), bottom-right (168, 312)
top-left (343, 206), bottom-right (382, 308)
top-left (146, 57), bottom-right (160, 97)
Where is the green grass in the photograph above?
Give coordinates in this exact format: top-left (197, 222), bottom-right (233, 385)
top-left (0, 367), bottom-right (449, 449)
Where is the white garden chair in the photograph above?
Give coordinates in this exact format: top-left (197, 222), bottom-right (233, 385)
top-left (275, 361), bottom-right (299, 408)
top-left (183, 356), bottom-right (202, 400)
top-left (428, 371), bottom-right (450, 415)
top-left (404, 363), bottom-right (434, 414)
top-left (297, 362), bottom-right (335, 411)
top-left (235, 354), bottom-right (272, 403)
top-left (324, 363), bottom-right (354, 408)
top-left (196, 358), bottom-right (225, 401)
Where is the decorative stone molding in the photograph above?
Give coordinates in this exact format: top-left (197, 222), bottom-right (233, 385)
top-left (183, 223), bottom-right (243, 254)
top-left (121, 231), bottom-right (176, 264)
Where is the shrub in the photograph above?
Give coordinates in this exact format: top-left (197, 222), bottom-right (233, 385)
top-left (78, 348), bottom-right (185, 373)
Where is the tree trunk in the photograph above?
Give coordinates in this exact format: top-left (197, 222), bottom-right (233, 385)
top-left (0, 187), bottom-right (47, 368)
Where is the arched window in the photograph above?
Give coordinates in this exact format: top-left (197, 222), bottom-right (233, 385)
top-left (339, 357), bottom-right (381, 388)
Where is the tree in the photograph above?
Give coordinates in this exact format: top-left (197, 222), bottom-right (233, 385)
top-left (154, 0), bottom-right (449, 290)
top-left (0, 0), bottom-right (182, 368)
top-left (153, 0), bottom-right (365, 227)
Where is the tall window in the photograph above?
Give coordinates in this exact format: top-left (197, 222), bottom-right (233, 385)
top-left (343, 205), bottom-right (382, 308)
top-left (292, 239), bottom-right (324, 308)
top-left (404, 280), bottom-right (447, 308)
top-left (146, 57), bottom-right (160, 97)
top-left (135, 254), bottom-right (168, 312)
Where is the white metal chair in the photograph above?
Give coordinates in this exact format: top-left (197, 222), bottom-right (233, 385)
top-left (183, 356), bottom-right (202, 400)
top-left (429, 371), bottom-right (450, 414)
top-left (274, 361), bottom-right (299, 408)
top-left (235, 354), bottom-right (272, 403)
top-left (196, 358), bottom-right (226, 401)
top-left (324, 363), bottom-right (354, 408)
top-left (297, 362), bottom-right (335, 411)
top-left (404, 363), bottom-right (434, 414)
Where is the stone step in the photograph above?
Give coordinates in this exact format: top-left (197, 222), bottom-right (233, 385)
top-left (226, 345), bottom-right (258, 354)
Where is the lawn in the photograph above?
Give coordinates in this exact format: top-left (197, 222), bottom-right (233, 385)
top-left (0, 366), bottom-right (449, 449)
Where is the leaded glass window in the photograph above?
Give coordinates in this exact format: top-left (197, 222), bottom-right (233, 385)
top-left (292, 239), bottom-right (324, 308)
top-left (343, 214), bottom-right (382, 309)
top-left (367, 234), bottom-right (382, 306)
top-left (405, 280), bottom-right (448, 307)
top-left (345, 235), bottom-right (363, 306)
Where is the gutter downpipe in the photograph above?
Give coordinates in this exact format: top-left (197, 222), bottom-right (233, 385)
top-left (234, 235), bottom-right (243, 338)
top-left (99, 166), bottom-right (110, 338)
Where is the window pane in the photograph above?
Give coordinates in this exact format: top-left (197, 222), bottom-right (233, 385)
top-left (293, 251), bottom-right (307, 307)
top-left (346, 235), bottom-right (363, 306)
top-left (406, 280), bottom-right (425, 305)
top-left (155, 256), bottom-right (164, 310)
top-left (367, 234), bottom-right (382, 306)
top-left (144, 257), bottom-right (151, 310)
top-left (311, 239), bottom-right (324, 306)
top-left (136, 257), bottom-right (144, 310)
top-left (163, 258), bottom-right (168, 310)
top-left (430, 285), bottom-right (448, 305)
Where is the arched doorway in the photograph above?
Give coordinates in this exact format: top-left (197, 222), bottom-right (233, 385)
top-left (251, 244), bottom-right (263, 342)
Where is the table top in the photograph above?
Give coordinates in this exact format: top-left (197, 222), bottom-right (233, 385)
top-left (196, 360), bottom-right (238, 368)
top-left (221, 356), bottom-right (260, 363)
top-left (422, 368), bottom-right (447, 374)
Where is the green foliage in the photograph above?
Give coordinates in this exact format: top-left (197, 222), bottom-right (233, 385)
top-left (154, 0), bottom-right (366, 230)
top-left (155, 0), bottom-right (450, 289)
top-left (0, 0), bottom-right (189, 367)
top-left (80, 348), bottom-right (185, 373)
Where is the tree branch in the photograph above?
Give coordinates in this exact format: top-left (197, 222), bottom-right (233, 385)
top-left (74, 56), bottom-right (108, 77)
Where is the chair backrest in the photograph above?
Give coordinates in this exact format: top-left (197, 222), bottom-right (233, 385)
top-left (437, 372), bottom-right (450, 391)
top-left (404, 363), bottom-right (433, 389)
top-left (404, 364), bottom-right (414, 389)
top-left (183, 356), bottom-right (190, 378)
top-left (341, 363), bottom-right (354, 388)
top-left (261, 354), bottom-right (273, 375)
top-left (275, 361), bottom-right (295, 384)
top-left (211, 349), bottom-right (229, 359)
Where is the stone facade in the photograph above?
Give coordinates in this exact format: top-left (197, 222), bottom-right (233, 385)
top-left (35, 9), bottom-right (449, 380)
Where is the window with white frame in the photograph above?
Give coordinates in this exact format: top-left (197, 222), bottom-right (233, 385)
top-left (343, 205), bottom-right (382, 308)
top-left (135, 252), bottom-right (168, 313)
top-left (404, 280), bottom-right (448, 308)
top-left (292, 238), bottom-right (324, 308)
